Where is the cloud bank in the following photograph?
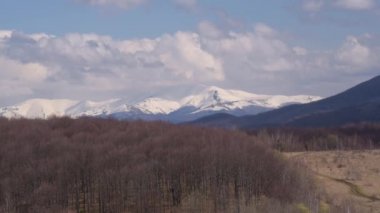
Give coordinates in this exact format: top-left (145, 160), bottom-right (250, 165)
top-left (0, 23), bottom-right (379, 105)
top-left (79, 0), bottom-right (146, 9)
top-left (302, 0), bottom-right (377, 12)
top-left (79, 0), bottom-right (198, 10)
top-left (335, 0), bottom-right (376, 10)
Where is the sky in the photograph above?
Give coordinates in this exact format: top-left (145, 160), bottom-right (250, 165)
top-left (0, 0), bottom-right (380, 105)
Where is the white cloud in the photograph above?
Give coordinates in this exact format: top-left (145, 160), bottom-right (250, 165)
top-left (119, 39), bottom-right (157, 54)
top-left (79, 0), bottom-right (198, 10)
top-left (293, 47), bottom-right (308, 56)
top-left (201, 24), bottom-right (295, 73)
top-left (0, 30), bottom-right (12, 40)
top-left (0, 26), bottom-right (379, 104)
top-left (334, 0), bottom-right (376, 10)
top-left (336, 36), bottom-right (373, 69)
top-left (173, 0), bottom-right (198, 10)
top-left (302, 0), bottom-right (324, 12)
top-left (157, 32), bottom-right (224, 81)
top-left (0, 29), bottom-right (225, 103)
top-left (0, 57), bottom-right (49, 83)
top-left (198, 21), bottom-right (223, 38)
top-left (80, 0), bottom-right (146, 9)
top-left (253, 23), bottom-right (277, 37)
top-left (0, 56), bottom-right (49, 97)
top-left (301, 0), bottom-right (376, 13)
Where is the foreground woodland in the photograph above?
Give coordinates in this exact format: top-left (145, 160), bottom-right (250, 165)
top-left (0, 118), bottom-right (379, 212)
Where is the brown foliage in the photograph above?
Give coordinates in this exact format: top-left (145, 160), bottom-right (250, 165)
top-left (0, 117), bottom-right (318, 212)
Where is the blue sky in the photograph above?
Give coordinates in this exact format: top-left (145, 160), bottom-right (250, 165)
top-left (2, 0), bottom-right (379, 41)
top-left (0, 0), bottom-right (380, 105)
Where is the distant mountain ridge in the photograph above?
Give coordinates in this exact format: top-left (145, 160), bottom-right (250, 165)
top-left (191, 75), bottom-right (380, 128)
top-left (0, 86), bottom-right (321, 122)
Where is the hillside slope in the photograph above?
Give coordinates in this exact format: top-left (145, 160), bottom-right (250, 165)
top-left (191, 75), bottom-right (380, 128)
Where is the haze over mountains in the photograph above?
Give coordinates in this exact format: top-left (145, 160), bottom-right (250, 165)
top-left (192, 75), bottom-right (380, 128)
top-left (0, 86), bottom-right (320, 122)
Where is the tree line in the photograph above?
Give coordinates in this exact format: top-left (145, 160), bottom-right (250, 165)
top-left (248, 123), bottom-right (380, 152)
top-left (0, 117), bottom-right (356, 212)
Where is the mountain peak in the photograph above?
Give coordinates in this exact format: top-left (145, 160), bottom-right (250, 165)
top-left (203, 86), bottom-right (225, 92)
top-left (134, 98), bottom-right (180, 114)
top-left (212, 90), bottom-right (221, 103)
top-left (0, 87), bottom-right (322, 121)
top-left (193, 75), bottom-right (380, 128)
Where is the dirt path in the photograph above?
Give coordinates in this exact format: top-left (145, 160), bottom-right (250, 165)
top-left (318, 173), bottom-right (380, 202)
top-left (285, 150), bottom-right (380, 212)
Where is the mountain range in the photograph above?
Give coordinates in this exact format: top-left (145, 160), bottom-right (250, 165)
top-left (0, 86), bottom-right (321, 122)
top-left (191, 75), bottom-right (380, 128)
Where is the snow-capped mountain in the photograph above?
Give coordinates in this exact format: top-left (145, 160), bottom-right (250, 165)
top-left (0, 87), bottom-right (322, 122)
top-left (0, 99), bottom-right (78, 119)
top-left (167, 86), bottom-right (321, 122)
top-left (181, 86), bottom-right (319, 112)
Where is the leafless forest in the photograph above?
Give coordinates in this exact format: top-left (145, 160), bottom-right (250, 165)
top-left (249, 124), bottom-right (380, 152)
top-left (0, 118), bottom-right (377, 212)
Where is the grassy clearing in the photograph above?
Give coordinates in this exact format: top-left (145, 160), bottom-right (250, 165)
top-left (286, 150), bottom-right (380, 213)
top-left (319, 173), bottom-right (380, 202)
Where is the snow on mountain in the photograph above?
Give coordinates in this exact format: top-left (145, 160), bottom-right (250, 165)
top-left (181, 86), bottom-right (257, 109)
top-left (181, 86), bottom-right (321, 113)
top-left (133, 98), bottom-right (181, 114)
top-left (66, 99), bottom-right (122, 117)
top-left (262, 95), bottom-right (320, 108)
top-left (65, 98), bottom-right (181, 117)
top-left (0, 99), bottom-right (78, 119)
top-left (0, 87), bottom-right (322, 121)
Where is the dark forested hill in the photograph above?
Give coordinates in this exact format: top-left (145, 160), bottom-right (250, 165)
top-left (191, 75), bottom-right (380, 129)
